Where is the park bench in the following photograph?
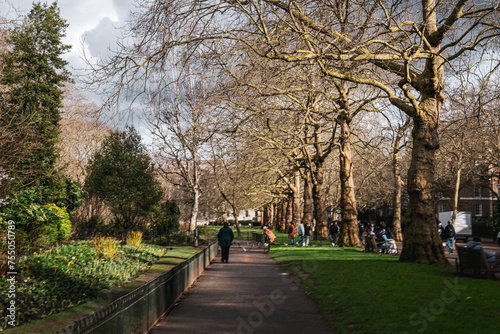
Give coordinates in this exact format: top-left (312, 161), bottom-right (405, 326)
top-left (364, 235), bottom-right (388, 254)
top-left (455, 245), bottom-right (500, 280)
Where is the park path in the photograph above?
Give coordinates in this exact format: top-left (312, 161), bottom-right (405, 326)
top-left (148, 241), bottom-right (334, 334)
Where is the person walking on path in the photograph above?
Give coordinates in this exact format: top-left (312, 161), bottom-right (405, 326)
top-left (444, 221), bottom-right (455, 254)
top-left (148, 241), bottom-right (334, 334)
top-left (304, 222), bottom-right (311, 246)
top-left (298, 222), bottom-right (305, 246)
top-left (263, 224), bottom-right (276, 252)
top-left (218, 222), bottom-right (234, 263)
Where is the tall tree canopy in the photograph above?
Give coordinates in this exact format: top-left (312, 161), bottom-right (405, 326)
top-left (94, 0), bottom-right (500, 263)
top-left (0, 1), bottom-right (71, 187)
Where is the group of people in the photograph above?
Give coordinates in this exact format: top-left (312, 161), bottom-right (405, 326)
top-left (217, 221), bottom-right (277, 263)
top-left (286, 221), bottom-right (313, 246)
top-left (437, 221), bottom-right (456, 254)
top-left (350, 220), bottom-right (397, 253)
top-left (328, 219), bottom-right (361, 247)
top-left (287, 219), bottom-right (397, 253)
top-left (219, 218), bottom-right (498, 263)
top-left (364, 222), bottom-right (397, 254)
top-left (438, 220), bottom-right (498, 265)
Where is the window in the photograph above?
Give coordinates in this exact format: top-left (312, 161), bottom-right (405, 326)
top-left (474, 187), bottom-right (482, 197)
top-left (475, 203), bottom-right (483, 216)
top-left (245, 210), bottom-right (249, 217)
top-left (438, 204), bottom-right (445, 213)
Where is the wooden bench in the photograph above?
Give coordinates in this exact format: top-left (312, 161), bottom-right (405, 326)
top-left (456, 246), bottom-right (500, 280)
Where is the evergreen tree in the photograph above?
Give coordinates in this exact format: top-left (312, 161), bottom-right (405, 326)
top-left (85, 127), bottom-right (163, 230)
top-left (0, 1), bottom-right (71, 186)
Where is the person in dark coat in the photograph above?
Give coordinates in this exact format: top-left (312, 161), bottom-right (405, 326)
top-left (329, 221), bottom-right (340, 246)
top-left (444, 221), bottom-right (455, 254)
top-left (218, 222), bottom-right (234, 263)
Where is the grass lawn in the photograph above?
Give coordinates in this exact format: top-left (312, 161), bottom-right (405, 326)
top-left (270, 246), bottom-right (499, 334)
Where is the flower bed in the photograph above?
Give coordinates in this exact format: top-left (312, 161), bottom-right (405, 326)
top-left (0, 241), bottom-right (166, 328)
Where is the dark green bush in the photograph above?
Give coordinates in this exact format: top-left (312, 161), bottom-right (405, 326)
top-left (472, 217), bottom-right (496, 239)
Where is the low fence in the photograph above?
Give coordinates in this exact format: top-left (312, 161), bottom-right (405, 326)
top-left (54, 241), bottom-right (218, 334)
top-left (252, 232), bottom-right (264, 243)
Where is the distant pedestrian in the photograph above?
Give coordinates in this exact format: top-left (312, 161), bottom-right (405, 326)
top-left (262, 221), bottom-right (270, 244)
top-left (357, 220), bottom-right (365, 244)
top-left (298, 222), bottom-right (305, 246)
top-left (218, 222), bottom-right (234, 263)
top-left (263, 226), bottom-right (276, 245)
top-left (444, 221), bottom-right (455, 254)
top-left (437, 221), bottom-right (444, 240)
top-left (366, 222), bottom-right (374, 234)
top-left (377, 221), bottom-right (387, 233)
top-left (287, 223), bottom-right (296, 245)
top-left (329, 220), bottom-right (340, 246)
top-left (304, 222), bottom-right (311, 246)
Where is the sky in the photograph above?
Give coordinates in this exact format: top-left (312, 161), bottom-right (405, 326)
top-left (1, 0), bottom-right (134, 73)
top-left (1, 0), bottom-right (153, 134)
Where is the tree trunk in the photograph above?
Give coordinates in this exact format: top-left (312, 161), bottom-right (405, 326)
top-left (268, 203), bottom-right (275, 227)
top-left (312, 160), bottom-right (328, 238)
top-left (302, 170), bottom-right (314, 225)
top-left (392, 166), bottom-right (403, 242)
top-left (189, 186), bottom-right (200, 232)
top-left (399, 113), bottom-right (448, 264)
top-left (285, 195), bottom-right (293, 232)
top-left (292, 168), bottom-right (302, 227)
top-left (399, 1), bottom-right (448, 264)
top-left (451, 137), bottom-right (464, 226)
top-left (274, 202), bottom-right (282, 230)
top-left (337, 110), bottom-right (360, 247)
top-left (391, 120), bottom-right (409, 242)
top-left (232, 207), bottom-right (241, 237)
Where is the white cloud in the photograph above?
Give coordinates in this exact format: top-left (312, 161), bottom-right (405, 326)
top-left (1, 0), bottom-right (134, 71)
top-left (1, 0), bottom-right (143, 129)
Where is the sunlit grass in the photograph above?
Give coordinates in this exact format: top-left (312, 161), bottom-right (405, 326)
top-left (271, 246), bottom-right (499, 334)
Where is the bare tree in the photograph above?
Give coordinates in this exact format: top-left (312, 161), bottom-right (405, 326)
top-left (437, 58), bottom-right (500, 225)
top-left (207, 136), bottom-right (264, 236)
top-left (58, 84), bottom-right (111, 184)
top-left (93, 0), bottom-right (500, 263)
top-left (146, 52), bottom-right (218, 232)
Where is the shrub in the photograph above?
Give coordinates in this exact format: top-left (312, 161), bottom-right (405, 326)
top-left (197, 225), bottom-right (211, 237)
top-left (0, 189), bottom-right (76, 247)
top-left (93, 236), bottom-right (119, 260)
top-left (43, 203), bottom-right (72, 243)
top-left (127, 231), bottom-right (143, 248)
top-left (472, 217), bottom-right (497, 239)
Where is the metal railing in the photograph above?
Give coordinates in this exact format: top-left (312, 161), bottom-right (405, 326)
top-left (54, 241), bottom-right (218, 334)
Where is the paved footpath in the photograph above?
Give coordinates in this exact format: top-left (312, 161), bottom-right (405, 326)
top-left (148, 241), bottom-right (334, 334)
